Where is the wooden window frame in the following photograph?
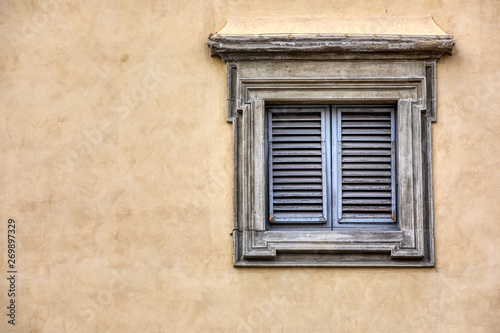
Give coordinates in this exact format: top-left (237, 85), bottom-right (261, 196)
top-left (208, 33), bottom-right (453, 267)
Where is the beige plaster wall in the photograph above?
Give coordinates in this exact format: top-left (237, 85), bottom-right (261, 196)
top-left (0, 0), bottom-right (499, 332)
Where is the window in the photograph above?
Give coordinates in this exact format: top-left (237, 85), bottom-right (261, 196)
top-left (266, 105), bottom-right (397, 230)
top-left (208, 17), bottom-right (454, 266)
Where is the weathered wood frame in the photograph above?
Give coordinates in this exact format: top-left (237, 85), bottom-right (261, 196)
top-left (209, 34), bottom-right (453, 266)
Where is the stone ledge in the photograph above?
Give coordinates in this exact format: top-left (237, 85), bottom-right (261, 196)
top-left (208, 34), bottom-right (454, 61)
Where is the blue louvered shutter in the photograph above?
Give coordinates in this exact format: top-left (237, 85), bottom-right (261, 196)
top-left (337, 107), bottom-right (397, 224)
top-left (268, 107), bottom-right (328, 224)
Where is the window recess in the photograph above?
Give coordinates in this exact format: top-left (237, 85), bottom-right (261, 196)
top-left (267, 105), bottom-right (397, 231)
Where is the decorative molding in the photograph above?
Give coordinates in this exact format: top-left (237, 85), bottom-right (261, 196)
top-left (227, 74), bottom-right (433, 266)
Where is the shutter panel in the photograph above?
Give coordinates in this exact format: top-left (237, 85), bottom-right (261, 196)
top-left (338, 107), bottom-right (397, 223)
top-left (268, 107), bottom-right (328, 224)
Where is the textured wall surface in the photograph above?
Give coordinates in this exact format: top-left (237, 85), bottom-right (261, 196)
top-left (0, 0), bottom-right (499, 332)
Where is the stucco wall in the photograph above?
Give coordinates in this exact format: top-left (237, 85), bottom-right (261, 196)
top-left (0, 0), bottom-right (499, 332)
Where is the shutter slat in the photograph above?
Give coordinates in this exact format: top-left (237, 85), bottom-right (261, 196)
top-left (274, 212), bottom-right (325, 218)
top-left (273, 156), bottom-right (322, 163)
top-left (273, 164), bottom-right (322, 170)
top-left (273, 170), bottom-right (323, 177)
top-left (273, 177), bottom-right (323, 183)
top-left (274, 191), bottom-right (323, 197)
top-left (274, 205), bottom-right (324, 211)
top-left (342, 142), bottom-right (392, 148)
top-left (343, 199), bottom-right (392, 204)
top-left (338, 109), bottom-right (392, 113)
top-left (341, 135), bottom-right (392, 141)
top-left (342, 170), bottom-right (392, 177)
top-left (272, 150), bottom-right (322, 156)
top-left (342, 184), bottom-right (392, 190)
top-left (342, 206), bottom-right (393, 211)
top-left (342, 156), bottom-right (392, 162)
top-left (343, 213), bottom-right (393, 218)
top-left (273, 143), bottom-right (323, 149)
top-left (273, 129), bottom-right (322, 135)
top-left (273, 184), bottom-right (323, 190)
top-left (342, 121), bottom-right (391, 127)
top-left (341, 128), bottom-right (392, 134)
top-left (341, 149), bottom-right (391, 155)
top-left (272, 115), bottom-right (321, 121)
top-left (274, 198), bottom-right (323, 204)
top-left (272, 136), bottom-right (322, 142)
top-left (342, 191), bottom-right (392, 198)
top-left (269, 109), bottom-right (327, 224)
top-left (342, 116), bottom-right (391, 121)
top-left (339, 108), bottom-right (396, 223)
top-left (273, 122), bottom-right (322, 128)
top-left (342, 163), bottom-right (391, 169)
top-left (342, 177), bottom-right (392, 184)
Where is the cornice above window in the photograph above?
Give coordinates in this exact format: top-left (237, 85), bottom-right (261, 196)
top-left (208, 16), bottom-right (454, 61)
